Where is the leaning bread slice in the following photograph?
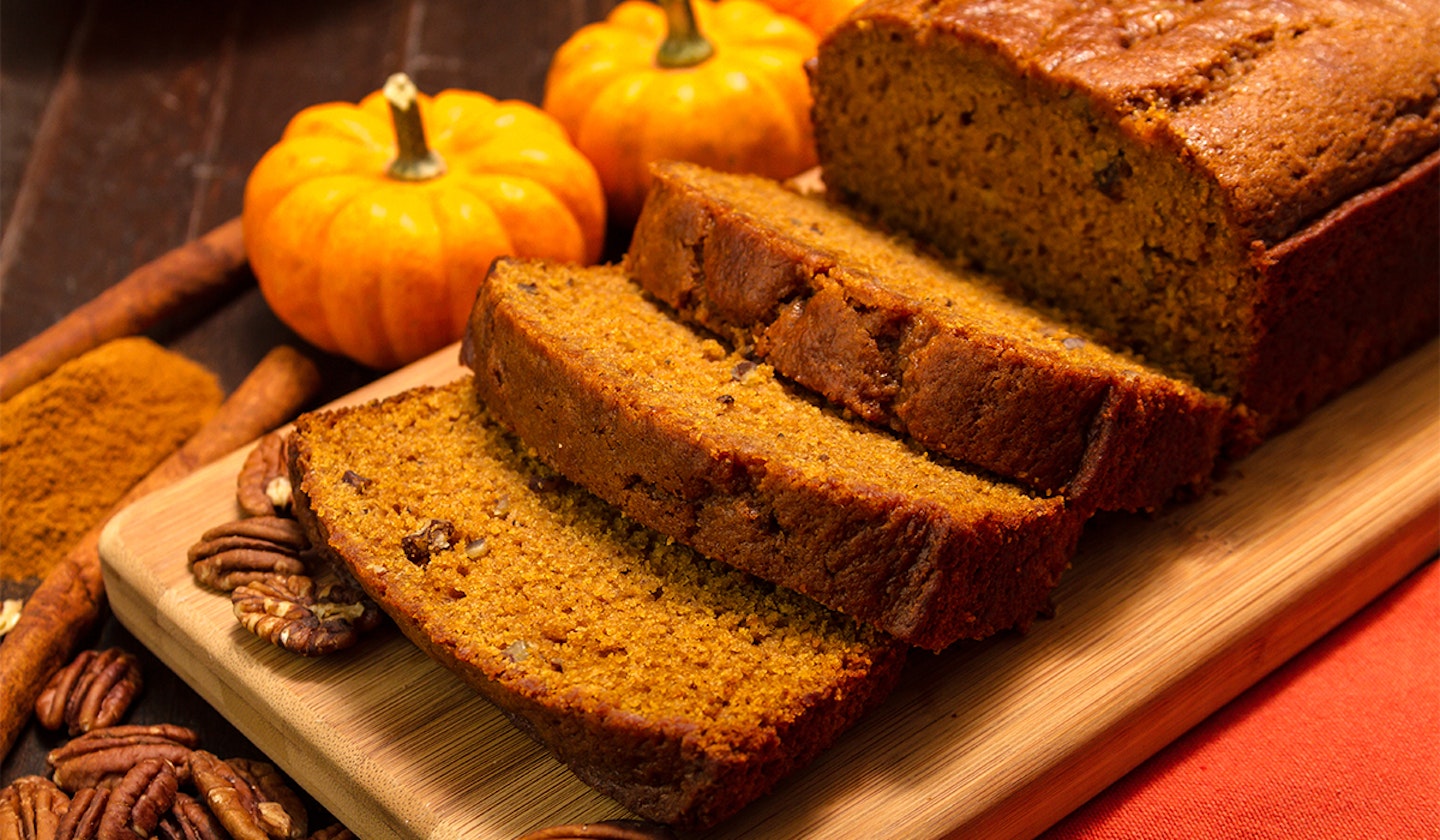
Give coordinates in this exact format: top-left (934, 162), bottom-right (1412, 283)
top-left (463, 260), bottom-right (1086, 651)
top-left (625, 161), bottom-right (1234, 512)
top-left (288, 377), bottom-right (906, 830)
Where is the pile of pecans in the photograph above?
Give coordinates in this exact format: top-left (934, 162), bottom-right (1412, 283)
top-left (0, 645), bottom-right (353, 839)
top-left (187, 433), bottom-right (381, 657)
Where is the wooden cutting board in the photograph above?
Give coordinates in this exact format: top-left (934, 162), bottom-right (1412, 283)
top-left (99, 340), bottom-right (1440, 840)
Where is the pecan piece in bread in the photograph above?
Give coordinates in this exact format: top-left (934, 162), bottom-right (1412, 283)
top-left (400, 518), bottom-right (457, 567)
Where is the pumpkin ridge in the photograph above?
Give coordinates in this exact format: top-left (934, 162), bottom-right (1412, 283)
top-left (281, 103), bottom-right (394, 154)
top-left (334, 183), bottom-right (448, 369)
top-left (574, 72), bottom-right (660, 221)
top-left (255, 175), bottom-right (372, 355)
top-left (423, 89), bottom-right (501, 147)
top-left (709, 51), bottom-right (813, 169)
top-left (446, 173), bottom-right (586, 264)
top-left (451, 136), bottom-right (605, 254)
top-left (242, 138), bottom-right (387, 235)
top-left (312, 182), bottom-right (386, 361)
top-left (435, 105), bottom-right (572, 156)
top-left (424, 184), bottom-right (514, 338)
top-left (640, 64), bottom-right (798, 176)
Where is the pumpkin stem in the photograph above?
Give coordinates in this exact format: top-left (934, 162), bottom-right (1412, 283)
top-left (656, 0), bottom-right (714, 69)
top-left (384, 72), bottom-right (447, 182)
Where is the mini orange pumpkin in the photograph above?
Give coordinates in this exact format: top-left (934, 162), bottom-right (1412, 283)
top-left (243, 74), bottom-right (606, 370)
top-left (543, 0), bottom-right (818, 223)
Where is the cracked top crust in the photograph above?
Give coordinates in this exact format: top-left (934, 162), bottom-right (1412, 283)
top-left (837, 0), bottom-right (1440, 243)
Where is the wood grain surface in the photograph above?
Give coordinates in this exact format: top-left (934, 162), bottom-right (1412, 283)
top-left (97, 339), bottom-right (1440, 839)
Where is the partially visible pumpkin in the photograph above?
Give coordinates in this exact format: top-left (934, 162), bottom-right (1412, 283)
top-left (543, 0), bottom-right (818, 223)
top-left (756, 0), bottom-right (863, 35)
top-left (243, 74), bottom-right (606, 370)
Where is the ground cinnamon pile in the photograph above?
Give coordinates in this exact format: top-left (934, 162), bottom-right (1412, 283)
top-left (0, 337), bottom-right (222, 581)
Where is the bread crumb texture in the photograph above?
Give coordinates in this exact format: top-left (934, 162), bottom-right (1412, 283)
top-left (495, 261), bottom-right (1056, 517)
top-left (293, 378), bottom-right (897, 734)
top-left (813, 0), bottom-right (1440, 401)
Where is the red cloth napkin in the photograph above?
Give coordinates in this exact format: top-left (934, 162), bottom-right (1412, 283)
top-left (1043, 559), bottom-right (1439, 840)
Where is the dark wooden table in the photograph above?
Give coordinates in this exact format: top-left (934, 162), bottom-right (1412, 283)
top-left (1, 0), bottom-right (621, 824)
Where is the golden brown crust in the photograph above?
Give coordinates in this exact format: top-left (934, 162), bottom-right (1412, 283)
top-left (1240, 149), bottom-right (1440, 434)
top-left (464, 261), bottom-right (1087, 650)
top-left (626, 161), bottom-right (1233, 512)
top-left (813, 0), bottom-right (1439, 430)
top-left (840, 0), bottom-right (1440, 243)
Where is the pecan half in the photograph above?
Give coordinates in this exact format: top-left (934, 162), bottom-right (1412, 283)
top-left (52, 786), bottom-right (107, 840)
top-left (46, 724), bottom-right (198, 793)
top-left (191, 751), bottom-right (302, 840)
top-left (35, 647), bottom-right (143, 735)
top-left (230, 759), bottom-right (306, 839)
top-left (156, 792), bottom-right (229, 840)
top-left (232, 576), bottom-right (381, 657)
top-left (513, 820), bottom-right (679, 840)
top-left (238, 433), bottom-right (294, 517)
top-left (0, 775), bottom-right (70, 839)
top-left (307, 825), bottom-right (357, 840)
top-left (189, 516), bottom-right (309, 591)
top-left (99, 757), bottom-right (179, 838)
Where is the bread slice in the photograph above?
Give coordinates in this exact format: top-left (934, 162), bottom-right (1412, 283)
top-left (287, 377), bottom-right (906, 829)
top-left (811, 0), bottom-right (1439, 435)
top-left (626, 160), bottom-right (1234, 512)
top-left (462, 260), bottom-right (1087, 651)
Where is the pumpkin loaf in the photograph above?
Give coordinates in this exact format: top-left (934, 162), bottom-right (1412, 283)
top-left (626, 160), bottom-right (1233, 512)
top-left (287, 377), bottom-right (906, 829)
top-left (462, 259), bottom-right (1087, 651)
top-left (812, 0), bottom-right (1440, 436)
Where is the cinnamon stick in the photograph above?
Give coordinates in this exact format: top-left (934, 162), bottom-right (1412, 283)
top-left (0, 217), bottom-right (249, 403)
top-left (0, 344), bottom-right (320, 758)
